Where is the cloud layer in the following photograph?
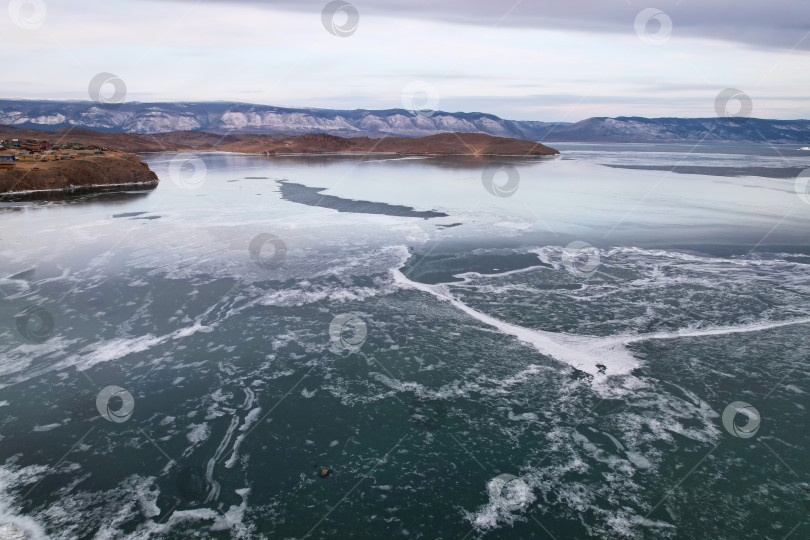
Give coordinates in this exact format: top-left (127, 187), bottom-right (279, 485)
top-left (178, 0), bottom-right (810, 51)
top-left (1, 1), bottom-right (808, 120)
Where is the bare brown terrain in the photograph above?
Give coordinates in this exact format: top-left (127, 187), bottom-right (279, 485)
top-left (0, 126), bottom-right (559, 156)
top-left (0, 126), bottom-right (239, 194)
top-left (0, 153), bottom-right (158, 194)
top-left (0, 126), bottom-right (557, 194)
top-left (0, 126), bottom-right (249, 153)
top-left (218, 132), bottom-right (560, 156)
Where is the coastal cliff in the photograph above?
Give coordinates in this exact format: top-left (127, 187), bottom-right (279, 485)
top-left (0, 153), bottom-right (158, 194)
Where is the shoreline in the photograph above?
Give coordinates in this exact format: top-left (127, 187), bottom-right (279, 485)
top-left (0, 179), bottom-right (158, 199)
top-left (262, 151), bottom-right (559, 157)
top-left (141, 150), bottom-right (561, 158)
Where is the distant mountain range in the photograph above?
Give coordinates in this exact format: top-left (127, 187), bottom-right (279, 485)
top-left (1, 100), bottom-right (808, 144)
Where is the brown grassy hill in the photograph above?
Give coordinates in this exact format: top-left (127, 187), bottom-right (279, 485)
top-left (0, 126), bottom-right (558, 156)
top-left (0, 126), bottom-right (247, 152)
top-left (219, 132), bottom-right (559, 156)
top-left (0, 153), bottom-right (157, 194)
top-left (0, 126), bottom-right (557, 194)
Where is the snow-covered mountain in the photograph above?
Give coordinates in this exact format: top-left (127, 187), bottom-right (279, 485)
top-left (0, 100), bottom-right (551, 139)
top-left (1, 100), bottom-right (808, 143)
top-left (550, 116), bottom-right (810, 144)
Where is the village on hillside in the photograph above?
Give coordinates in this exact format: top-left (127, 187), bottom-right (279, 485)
top-left (0, 138), bottom-right (112, 170)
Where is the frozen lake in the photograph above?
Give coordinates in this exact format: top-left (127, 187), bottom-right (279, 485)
top-left (0, 144), bottom-right (808, 539)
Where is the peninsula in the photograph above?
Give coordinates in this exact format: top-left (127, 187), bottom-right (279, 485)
top-left (215, 132), bottom-right (560, 157)
top-left (0, 131), bottom-right (157, 195)
top-left (0, 126), bottom-right (558, 194)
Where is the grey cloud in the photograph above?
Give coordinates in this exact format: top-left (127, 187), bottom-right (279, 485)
top-left (166, 0), bottom-right (810, 51)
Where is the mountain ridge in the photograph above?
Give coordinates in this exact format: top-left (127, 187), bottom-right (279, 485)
top-left (1, 99), bottom-right (808, 144)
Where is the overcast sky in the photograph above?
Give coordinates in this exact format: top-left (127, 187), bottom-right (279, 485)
top-left (1, 0), bottom-right (808, 121)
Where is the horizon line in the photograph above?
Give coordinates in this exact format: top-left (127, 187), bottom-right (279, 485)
top-left (0, 98), bottom-right (809, 124)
